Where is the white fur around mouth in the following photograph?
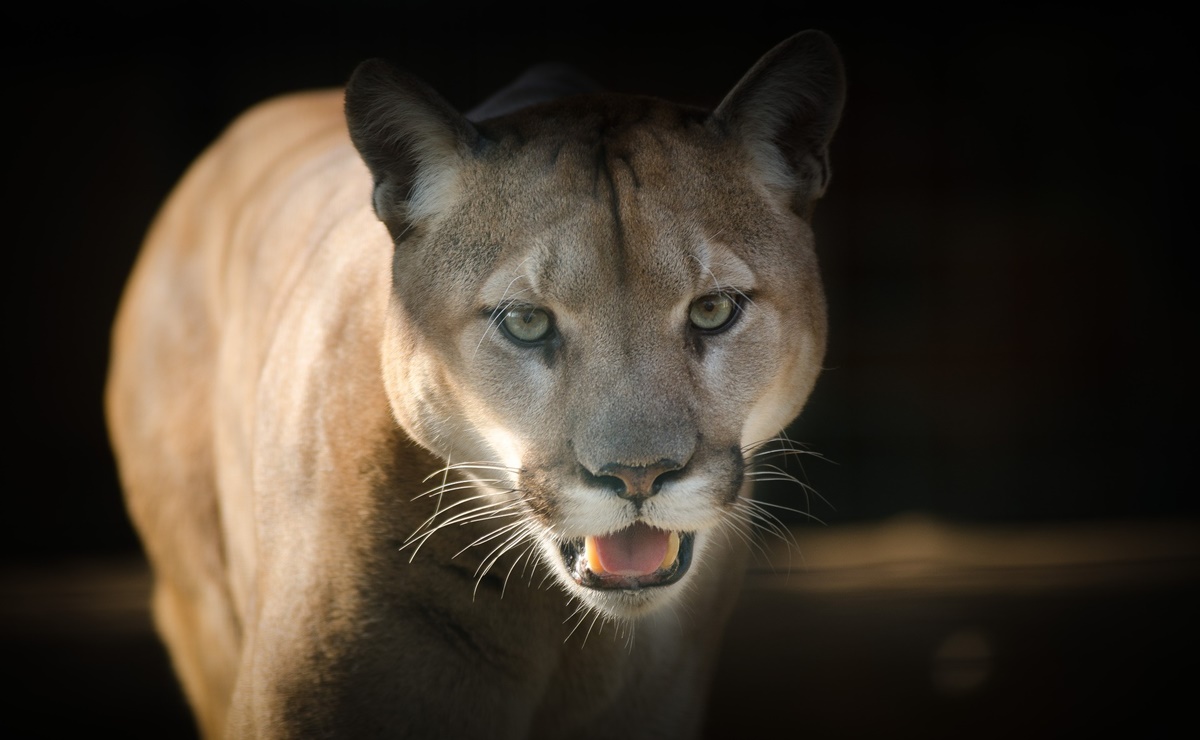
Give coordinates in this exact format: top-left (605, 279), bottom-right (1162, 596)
top-left (560, 524), bottom-right (694, 590)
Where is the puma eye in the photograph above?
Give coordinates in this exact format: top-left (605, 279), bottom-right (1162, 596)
top-left (688, 293), bottom-right (739, 332)
top-left (501, 306), bottom-right (553, 343)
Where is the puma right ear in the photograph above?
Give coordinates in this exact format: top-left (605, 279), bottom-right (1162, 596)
top-left (344, 59), bottom-right (478, 241)
top-left (713, 30), bottom-right (846, 220)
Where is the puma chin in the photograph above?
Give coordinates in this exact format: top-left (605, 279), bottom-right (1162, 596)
top-left (107, 28), bottom-right (845, 740)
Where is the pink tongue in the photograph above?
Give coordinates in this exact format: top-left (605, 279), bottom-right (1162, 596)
top-left (593, 523), bottom-right (670, 576)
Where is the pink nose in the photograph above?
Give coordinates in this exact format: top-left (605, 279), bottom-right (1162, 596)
top-left (597, 460), bottom-right (682, 501)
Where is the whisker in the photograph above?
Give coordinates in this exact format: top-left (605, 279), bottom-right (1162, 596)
top-left (472, 524), bottom-right (538, 600)
top-left (563, 603), bottom-right (592, 644)
top-left (402, 500), bottom-right (524, 561)
top-left (404, 499), bottom-right (513, 555)
top-left (744, 443), bottom-right (830, 465)
top-left (406, 496), bottom-right (521, 543)
top-left (719, 505), bottom-right (775, 565)
top-left (742, 435), bottom-right (837, 518)
top-left (734, 498), bottom-right (802, 547)
top-left (580, 609), bottom-right (604, 648)
top-left (463, 519), bottom-right (527, 561)
top-left (520, 541), bottom-right (543, 587)
top-left (747, 470), bottom-right (803, 485)
top-left (747, 497), bottom-right (827, 527)
top-left (411, 478), bottom-right (510, 501)
top-left (421, 462), bottom-right (521, 484)
top-left (501, 540), bottom-right (540, 598)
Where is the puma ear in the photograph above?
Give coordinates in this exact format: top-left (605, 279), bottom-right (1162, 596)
top-left (344, 59), bottom-right (478, 241)
top-left (712, 30), bottom-right (846, 220)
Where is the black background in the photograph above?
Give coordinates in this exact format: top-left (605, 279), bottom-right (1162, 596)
top-left (6, 2), bottom-right (1192, 562)
top-left (2, 2), bottom-right (1196, 739)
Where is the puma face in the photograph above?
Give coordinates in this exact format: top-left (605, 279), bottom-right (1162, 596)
top-left (347, 32), bottom-right (843, 619)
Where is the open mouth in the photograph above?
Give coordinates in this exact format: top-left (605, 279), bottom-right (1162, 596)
top-left (560, 522), bottom-right (695, 591)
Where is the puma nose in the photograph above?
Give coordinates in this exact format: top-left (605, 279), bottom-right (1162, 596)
top-left (595, 460), bottom-right (683, 501)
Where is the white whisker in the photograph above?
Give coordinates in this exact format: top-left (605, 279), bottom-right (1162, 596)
top-left (719, 505), bottom-right (774, 565)
top-left (461, 519), bottom-right (527, 559)
top-left (501, 541), bottom-right (540, 598)
top-left (411, 478), bottom-right (510, 501)
top-left (744, 497), bottom-right (826, 527)
top-left (580, 608), bottom-right (604, 648)
top-left (405, 497), bottom-right (521, 545)
top-left (402, 492), bottom-right (526, 562)
top-left (563, 603), bottom-right (592, 644)
top-left (472, 524), bottom-right (538, 600)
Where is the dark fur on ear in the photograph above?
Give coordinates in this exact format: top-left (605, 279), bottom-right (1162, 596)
top-left (344, 59), bottom-right (478, 241)
top-left (712, 30), bottom-right (846, 220)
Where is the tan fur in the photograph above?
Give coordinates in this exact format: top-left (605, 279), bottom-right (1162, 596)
top-left (106, 31), bottom-right (844, 738)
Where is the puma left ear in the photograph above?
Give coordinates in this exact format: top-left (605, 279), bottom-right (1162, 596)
top-left (712, 30), bottom-right (846, 220)
top-left (344, 59), bottom-right (478, 242)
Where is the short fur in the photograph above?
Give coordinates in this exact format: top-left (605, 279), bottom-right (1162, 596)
top-left (105, 30), bottom-right (844, 739)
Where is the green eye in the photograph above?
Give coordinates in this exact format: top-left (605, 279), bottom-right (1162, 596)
top-left (689, 293), bottom-right (738, 332)
top-left (501, 306), bottom-right (553, 343)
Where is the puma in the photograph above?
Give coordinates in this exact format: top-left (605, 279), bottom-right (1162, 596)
top-left (105, 30), bottom-right (844, 739)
